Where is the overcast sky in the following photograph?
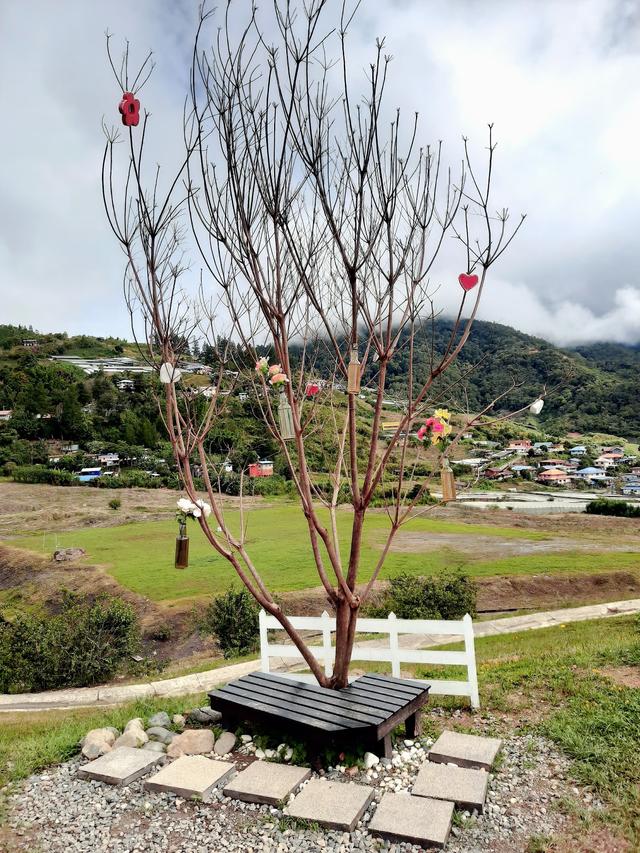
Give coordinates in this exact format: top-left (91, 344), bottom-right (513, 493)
top-left (1, 0), bottom-right (639, 347)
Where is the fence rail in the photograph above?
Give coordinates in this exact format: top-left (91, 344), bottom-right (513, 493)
top-left (259, 610), bottom-right (480, 709)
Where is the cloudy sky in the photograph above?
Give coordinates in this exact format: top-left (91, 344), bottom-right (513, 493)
top-left (1, 0), bottom-right (639, 347)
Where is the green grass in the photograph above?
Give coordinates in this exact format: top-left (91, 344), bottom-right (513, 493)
top-left (471, 550), bottom-right (640, 578)
top-left (0, 694), bottom-right (206, 787)
top-left (9, 505), bottom-right (559, 603)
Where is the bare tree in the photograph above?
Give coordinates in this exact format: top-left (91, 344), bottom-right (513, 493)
top-left (103, 2), bottom-right (530, 689)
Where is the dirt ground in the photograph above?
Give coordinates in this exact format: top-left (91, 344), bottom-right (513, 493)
top-left (0, 482), bottom-right (266, 538)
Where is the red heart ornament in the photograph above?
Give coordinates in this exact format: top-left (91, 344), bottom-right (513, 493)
top-left (458, 273), bottom-right (479, 291)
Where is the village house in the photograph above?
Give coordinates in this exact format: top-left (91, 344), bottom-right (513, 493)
top-left (575, 467), bottom-right (610, 483)
top-left (97, 452), bottom-right (120, 467)
top-left (0, 410), bottom-right (12, 421)
top-left (569, 445), bottom-right (587, 456)
top-left (536, 468), bottom-right (571, 486)
top-left (621, 483), bottom-right (640, 496)
top-left (508, 439), bottom-right (532, 451)
top-left (484, 466), bottom-right (513, 481)
top-left (21, 338), bottom-right (39, 348)
top-left (595, 454), bottom-right (618, 469)
top-left (249, 459), bottom-right (273, 478)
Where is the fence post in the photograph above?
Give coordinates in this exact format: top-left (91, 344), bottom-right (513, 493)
top-left (321, 610), bottom-right (332, 677)
top-left (259, 609), bottom-right (270, 673)
top-left (463, 613), bottom-right (480, 709)
top-left (388, 612), bottom-right (400, 678)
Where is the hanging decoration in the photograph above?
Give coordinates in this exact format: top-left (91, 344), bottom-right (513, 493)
top-left (440, 456), bottom-right (457, 503)
top-left (175, 498), bottom-right (211, 569)
top-left (277, 391), bottom-right (295, 440)
top-left (159, 362), bottom-right (183, 384)
top-left (416, 408), bottom-right (452, 444)
top-left (458, 272), bottom-right (479, 292)
top-left (118, 91), bottom-right (140, 127)
top-left (347, 345), bottom-right (361, 395)
top-left (255, 358), bottom-right (294, 440)
top-left (529, 398), bottom-right (544, 415)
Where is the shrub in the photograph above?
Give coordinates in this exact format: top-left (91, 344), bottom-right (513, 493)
top-left (0, 592), bottom-right (140, 693)
top-left (108, 497), bottom-right (122, 510)
top-left (365, 570), bottom-right (477, 620)
top-left (12, 465), bottom-right (75, 486)
top-left (586, 498), bottom-right (640, 518)
top-left (202, 588), bottom-right (259, 658)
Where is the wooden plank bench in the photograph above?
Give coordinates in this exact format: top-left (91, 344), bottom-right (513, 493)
top-left (208, 671), bottom-right (430, 759)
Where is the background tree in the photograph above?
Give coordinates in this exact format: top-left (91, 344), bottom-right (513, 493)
top-left (103, 1), bottom-right (532, 688)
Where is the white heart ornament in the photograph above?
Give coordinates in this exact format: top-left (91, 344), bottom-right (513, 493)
top-left (159, 362), bottom-right (183, 384)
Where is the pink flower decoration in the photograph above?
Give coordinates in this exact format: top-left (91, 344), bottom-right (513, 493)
top-left (417, 425), bottom-right (427, 441)
top-left (424, 416), bottom-right (444, 433)
top-left (269, 372), bottom-right (288, 386)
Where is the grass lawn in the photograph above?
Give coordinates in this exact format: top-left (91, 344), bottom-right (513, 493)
top-left (8, 504), bottom-right (605, 605)
top-left (1, 615), bottom-right (638, 844)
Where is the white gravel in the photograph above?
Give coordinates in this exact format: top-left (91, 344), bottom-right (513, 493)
top-left (5, 718), bottom-right (588, 852)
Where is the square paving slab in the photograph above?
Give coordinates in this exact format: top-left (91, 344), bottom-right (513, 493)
top-left (368, 792), bottom-right (454, 849)
top-left (77, 747), bottom-right (161, 786)
top-left (287, 779), bottom-right (373, 831)
top-left (144, 756), bottom-right (235, 801)
top-left (412, 761), bottom-right (489, 811)
top-left (223, 761), bottom-right (311, 805)
top-left (428, 730), bottom-right (502, 771)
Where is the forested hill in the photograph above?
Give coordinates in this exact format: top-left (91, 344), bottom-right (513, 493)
top-left (1, 321), bottom-right (639, 440)
top-left (382, 319), bottom-right (640, 438)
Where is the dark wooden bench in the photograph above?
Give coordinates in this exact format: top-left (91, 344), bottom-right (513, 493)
top-left (208, 671), bottom-right (430, 759)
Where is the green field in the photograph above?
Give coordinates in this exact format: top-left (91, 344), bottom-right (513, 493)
top-left (11, 503), bottom-right (635, 604)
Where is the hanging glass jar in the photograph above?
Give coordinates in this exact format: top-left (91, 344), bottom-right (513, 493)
top-left (440, 457), bottom-right (457, 503)
top-left (175, 518), bottom-right (189, 568)
top-left (347, 345), bottom-right (361, 395)
top-left (278, 391), bottom-right (295, 440)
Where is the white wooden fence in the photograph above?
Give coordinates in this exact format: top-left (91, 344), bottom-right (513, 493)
top-left (259, 610), bottom-right (480, 709)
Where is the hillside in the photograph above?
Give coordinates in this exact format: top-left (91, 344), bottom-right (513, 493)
top-left (385, 320), bottom-right (640, 439)
top-left (1, 320), bottom-right (639, 441)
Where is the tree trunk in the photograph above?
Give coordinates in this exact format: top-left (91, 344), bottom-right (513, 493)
top-left (330, 598), bottom-right (359, 688)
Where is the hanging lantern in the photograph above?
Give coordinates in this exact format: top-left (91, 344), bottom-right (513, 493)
top-left (347, 346), bottom-right (361, 395)
top-left (278, 391), bottom-right (295, 440)
top-left (440, 457), bottom-right (457, 503)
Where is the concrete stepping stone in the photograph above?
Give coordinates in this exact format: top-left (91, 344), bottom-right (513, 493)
top-left (223, 760), bottom-right (311, 805)
top-left (144, 755), bottom-right (235, 801)
top-left (77, 747), bottom-right (161, 786)
top-left (368, 792), bottom-right (454, 849)
top-left (412, 761), bottom-right (489, 811)
top-left (428, 730), bottom-right (502, 771)
top-left (286, 779), bottom-right (373, 832)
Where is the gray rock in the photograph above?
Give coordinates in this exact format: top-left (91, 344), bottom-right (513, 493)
top-left (166, 729), bottom-right (215, 759)
top-left (53, 548), bottom-right (85, 562)
top-left (113, 730), bottom-right (148, 750)
top-left (213, 732), bottom-right (236, 756)
top-left (81, 728), bottom-right (117, 760)
top-left (187, 709), bottom-right (212, 724)
top-left (146, 726), bottom-right (175, 744)
top-left (147, 711), bottom-right (171, 729)
top-left (142, 741), bottom-right (167, 754)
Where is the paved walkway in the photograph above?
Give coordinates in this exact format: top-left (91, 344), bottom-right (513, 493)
top-left (1, 598), bottom-right (638, 712)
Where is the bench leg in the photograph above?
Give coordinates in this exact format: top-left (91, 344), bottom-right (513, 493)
top-left (405, 710), bottom-right (422, 739)
top-left (376, 733), bottom-right (392, 760)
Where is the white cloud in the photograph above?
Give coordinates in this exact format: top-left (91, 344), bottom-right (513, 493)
top-left (0, 0), bottom-right (639, 347)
